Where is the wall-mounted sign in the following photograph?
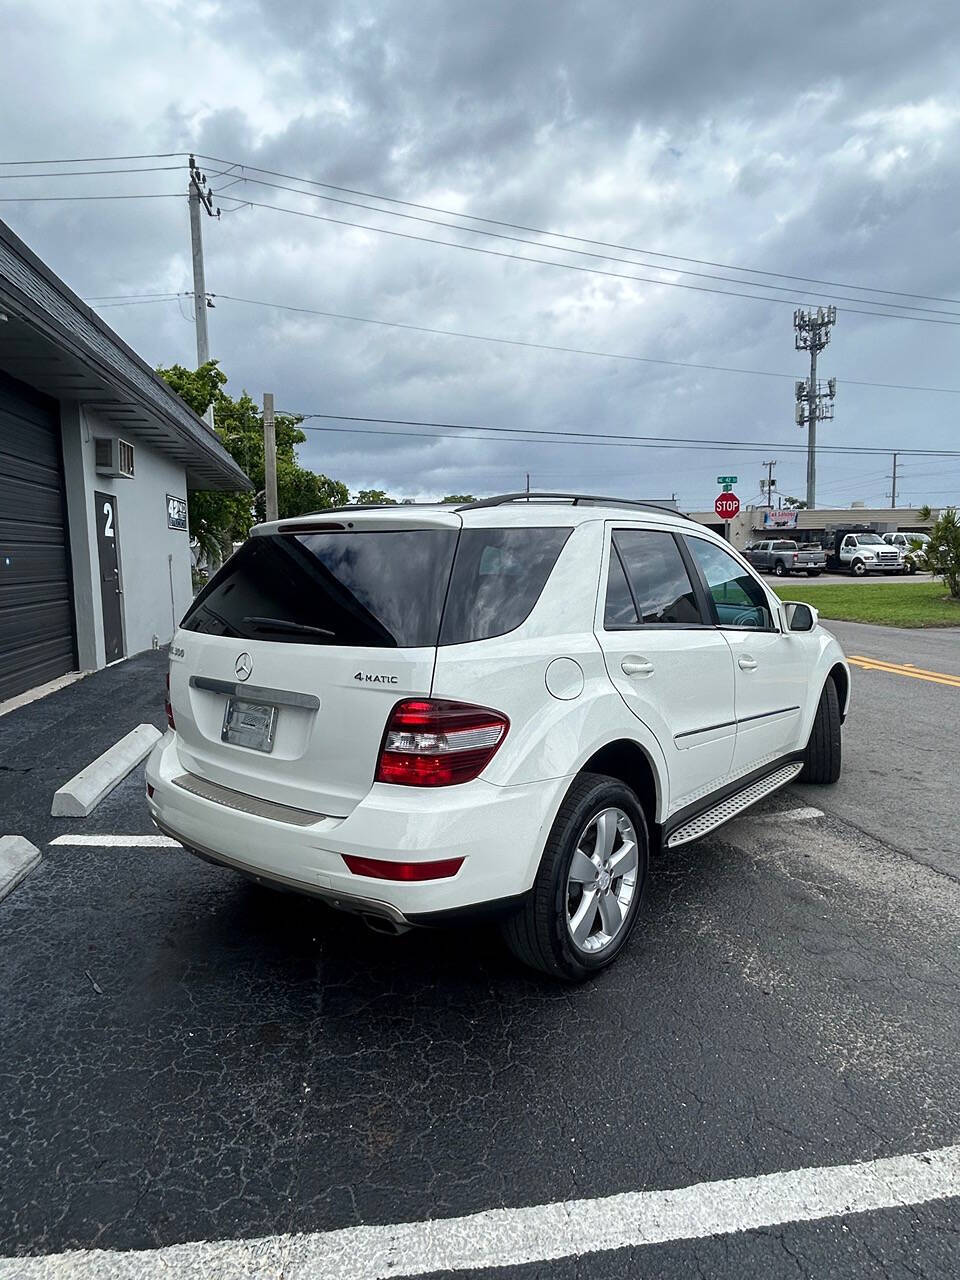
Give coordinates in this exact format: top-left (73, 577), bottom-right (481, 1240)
top-left (762, 509), bottom-right (798, 529)
top-left (166, 494), bottom-right (188, 531)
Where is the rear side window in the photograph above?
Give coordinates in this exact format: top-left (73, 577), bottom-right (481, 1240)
top-left (606, 529), bottom-right (702, 627)
top-left (439, 527), bottom-right (572, 645)
top-left (181, 530), bottom-right (457, 648)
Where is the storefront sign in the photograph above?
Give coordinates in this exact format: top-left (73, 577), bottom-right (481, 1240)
top-left (762, 509), bottom-right (798, 529)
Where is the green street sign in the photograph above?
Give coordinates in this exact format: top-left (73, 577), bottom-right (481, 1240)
top-left (717, 474), bottom-right (738, 484)
top-left (722, 484), bottom-right (733, 493)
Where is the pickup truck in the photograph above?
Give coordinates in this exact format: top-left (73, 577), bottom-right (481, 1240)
top-left (743, 539), bottom-right (827, 577)
top-left (883, 530), bottom-right (929, 574)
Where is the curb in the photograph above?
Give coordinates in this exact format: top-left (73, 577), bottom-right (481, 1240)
top-left (0, 836), bottom-right (42, 902)
top-left (51, 724), bottom-right (162, 818)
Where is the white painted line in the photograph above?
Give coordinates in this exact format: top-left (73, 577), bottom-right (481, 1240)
top-left (49, 834), bottom-right (181, 848)
top-left (0, 669), bottom-right (89, 719)
top-left (2, 1143), bottom-right (959, 1279)
top-left (0, 836), bottom-right (41, 902)
top-left (753, 806), bottom-right (825, 823)
top-left (51, 723), bottom-right (162, 818)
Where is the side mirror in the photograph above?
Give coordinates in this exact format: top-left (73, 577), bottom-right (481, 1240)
top-left (783, 601), bottom-right (818, 632)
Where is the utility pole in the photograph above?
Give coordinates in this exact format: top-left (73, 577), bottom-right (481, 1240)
top-left (188, 155), bottom-right (220, 427)
top-left (890, 452), bottom-right (898, 508)
top-left (263, 393), bottom-right (278, 523)
top-left (761, 460), bottom-right (777, 508)
top-left (794, 307), bottom-right (837, 510)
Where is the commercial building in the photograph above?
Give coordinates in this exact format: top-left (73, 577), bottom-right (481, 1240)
top-left (689, 505), bottom-right (939, 551)
top-left (0, 218), bottom-right (249, 704)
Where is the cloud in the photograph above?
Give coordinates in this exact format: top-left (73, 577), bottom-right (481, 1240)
top-left (2, 0), bottom-right (960, 510)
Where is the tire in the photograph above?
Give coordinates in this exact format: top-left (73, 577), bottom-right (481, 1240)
top-left (501, 772), bottom-right (650, 981)
top-left (773, 560), bottom-right (786, 577)
top-left (798, 678), bottom-right (842, 785)
top-left (851, 559), bottom-right (867, 577)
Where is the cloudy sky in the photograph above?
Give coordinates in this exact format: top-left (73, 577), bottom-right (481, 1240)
top-left (3, 0), bottom-right (960, 510)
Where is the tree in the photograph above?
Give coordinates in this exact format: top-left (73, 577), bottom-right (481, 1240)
top-left (917, 506), bottom-right (960, 598)
top-left (441, 493), bottom-right (476, 503)
top-left (781, 496), bottom-right (808, 510)
top-left (157, 361), bottom-right (348, 561)
top-left (354, 489), bottom-right (398, 505)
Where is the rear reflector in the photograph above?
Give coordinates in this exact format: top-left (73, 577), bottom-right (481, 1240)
top-left (375, 698), bottom-right (509, 786)
top-left (342, 855), bottom-right (464, 881)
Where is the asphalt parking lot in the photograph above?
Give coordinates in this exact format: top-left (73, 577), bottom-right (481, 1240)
top-left (1, 632), bottom-right (959, 1278)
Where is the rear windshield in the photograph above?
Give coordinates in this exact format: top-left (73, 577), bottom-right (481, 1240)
top-left (773, 541), bottom-right (797, 550)
top-left (181, 525), bottom-right (571, 649)
top-left (181, 530), bottom-right (457, 648)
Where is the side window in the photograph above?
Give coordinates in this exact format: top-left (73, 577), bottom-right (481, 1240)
top-left (604, 545), bottom-right (638, 625)
top-left (605, 530), bottom-right (702, 627)
top-left (684, 538), bottom-right (775, 631)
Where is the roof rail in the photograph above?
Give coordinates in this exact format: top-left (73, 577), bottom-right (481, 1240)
top-left (455, 492), bottom-right (695, 521)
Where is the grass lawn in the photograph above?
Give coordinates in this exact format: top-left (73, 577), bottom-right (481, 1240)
top-left (773, 580), bottom-right (960, 628)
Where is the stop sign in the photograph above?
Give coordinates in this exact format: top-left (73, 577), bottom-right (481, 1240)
top-left (715, 491), bottom-right (741, 520)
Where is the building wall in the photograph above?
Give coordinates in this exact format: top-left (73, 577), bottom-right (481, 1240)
top-left (61, 403), bottom-right (192, 668)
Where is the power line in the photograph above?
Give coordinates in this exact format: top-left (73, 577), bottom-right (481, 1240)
top-left (5, 148), bottom-right (951, 309)
top-left (0, 192), bottom-right (183, 203)
top-left (194, 151), bottom-right (960, 309)
top-left (196, 170), bottom-right (960, 318)
top-left (83, 289), bottom-right (960, 395)
top-left (0, 165), bottom-right (186, 178)
top-left (0, 151), bottom-right (185, 164)
top-left (288, 412), bottom-right (960, 458)
top-left (214, 194), bottom-right (960, 327)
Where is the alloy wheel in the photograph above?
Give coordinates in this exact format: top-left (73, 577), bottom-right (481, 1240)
top-left (566, 807), bottom-right (639, 955)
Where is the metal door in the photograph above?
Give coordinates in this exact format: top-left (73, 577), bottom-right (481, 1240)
top-left (95, 492), bottom-right (124, 661)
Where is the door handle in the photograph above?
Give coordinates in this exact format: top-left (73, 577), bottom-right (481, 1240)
top-left (738, 655), bottom-right (758, 671)
top-left (621, 657), bottom-right (654, 677)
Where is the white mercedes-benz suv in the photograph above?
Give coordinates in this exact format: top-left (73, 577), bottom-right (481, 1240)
top-left (146, 494), bottom-right (849, 979)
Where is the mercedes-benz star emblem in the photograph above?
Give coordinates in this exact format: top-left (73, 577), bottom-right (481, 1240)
top-left (235, 652), bottom-right (253, 682)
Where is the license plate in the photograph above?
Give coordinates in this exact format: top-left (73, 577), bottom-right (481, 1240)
top-left (221, 698), bottom-right (278, 752)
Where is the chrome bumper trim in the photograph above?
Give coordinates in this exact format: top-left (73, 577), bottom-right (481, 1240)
top-left (173, 771), bottom-right (326, 827)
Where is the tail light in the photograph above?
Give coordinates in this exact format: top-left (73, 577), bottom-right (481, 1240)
top-left (376, 699), bottom-right (509, 786)
top-left (792, 553), bottom-right (799, 563)
top-left (164, 674), bottom-right (175, 730)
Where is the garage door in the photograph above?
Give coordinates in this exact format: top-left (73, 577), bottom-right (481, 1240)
top-left (0, 370), bottom-right (76, 702)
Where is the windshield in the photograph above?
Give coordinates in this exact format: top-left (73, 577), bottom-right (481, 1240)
top-left (856, 534), bottom-right (886, 545)
top-left (182, 530), bottom-right (458, 648)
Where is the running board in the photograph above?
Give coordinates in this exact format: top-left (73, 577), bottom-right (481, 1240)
top-left (666, 762), bottom-right (804, 848)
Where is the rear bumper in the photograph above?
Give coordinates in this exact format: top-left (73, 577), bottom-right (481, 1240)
top-left (145, 733), bottom-right (568, 923)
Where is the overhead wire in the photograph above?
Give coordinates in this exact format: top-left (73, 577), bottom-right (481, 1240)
top-left (192, 151), bottom-right (960, 308)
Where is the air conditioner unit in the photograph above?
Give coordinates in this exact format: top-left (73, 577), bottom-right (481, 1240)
top-left (94, 437), bottom-right (135, 478)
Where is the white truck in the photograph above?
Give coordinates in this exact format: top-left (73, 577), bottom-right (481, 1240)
top-left (825, 528), bottom-right (903, 576)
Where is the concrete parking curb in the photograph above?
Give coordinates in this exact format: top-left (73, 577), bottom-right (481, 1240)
top-left (51, 724), bottom-right (162, 818)
top-left (0, 836), bottom-right (41, 902)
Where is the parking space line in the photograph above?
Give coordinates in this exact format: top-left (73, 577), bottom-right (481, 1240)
top-left (848, 655), bottom-right (960, 688)
top-left (3, 1143), bottom-right (959, 1279)
top-left (48, 834), bottom-right (181, 848)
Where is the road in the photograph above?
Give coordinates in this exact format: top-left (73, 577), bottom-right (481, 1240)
top-left (0, 640), bottom-right (958, 1278)
top-left (810, 620), bottom-right (960, 880)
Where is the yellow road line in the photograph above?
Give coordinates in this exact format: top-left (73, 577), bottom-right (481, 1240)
top-left (848, 655), bottom-right (960, 688)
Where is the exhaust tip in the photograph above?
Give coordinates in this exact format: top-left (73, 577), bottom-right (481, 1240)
top-left (361, 913), bottom-right (408, 937)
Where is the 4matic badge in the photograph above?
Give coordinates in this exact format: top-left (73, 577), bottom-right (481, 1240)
top-left (354, 671), bottom-right (399, 684)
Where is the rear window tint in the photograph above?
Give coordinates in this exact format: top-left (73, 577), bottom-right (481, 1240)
top-left (181, 530), bottom-right (457, 648)
top-left (439, 528), bottom-right (572, 645)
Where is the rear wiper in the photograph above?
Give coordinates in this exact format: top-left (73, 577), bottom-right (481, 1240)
top-left (242, 616), bottom-right (336, 638)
